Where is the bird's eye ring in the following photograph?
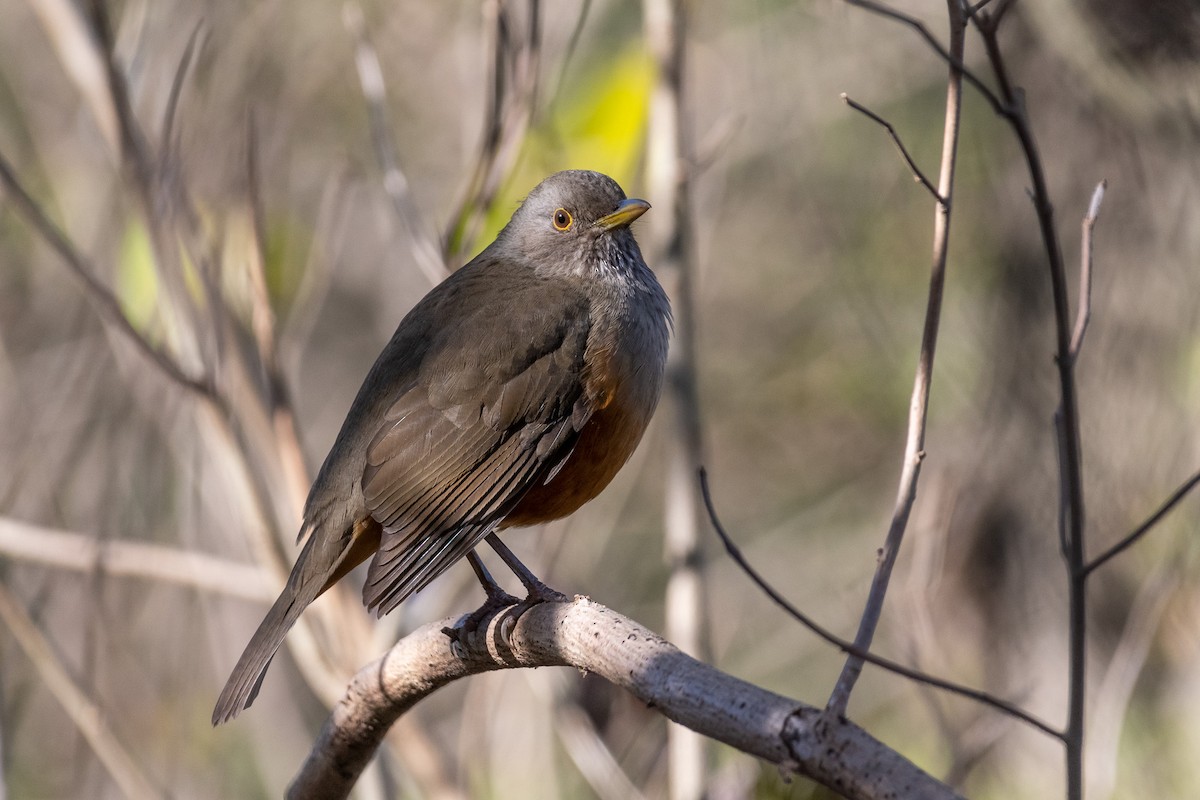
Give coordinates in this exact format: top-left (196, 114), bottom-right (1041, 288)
top-left (552, 208), bottom-right (573, 231)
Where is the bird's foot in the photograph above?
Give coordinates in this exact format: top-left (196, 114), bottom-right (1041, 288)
top-left (442, 586), bottom-right (520, 658)
top-left (495, 580), bottom-right (571, 642)
top-left (518, 578), bottom-right (570, 607)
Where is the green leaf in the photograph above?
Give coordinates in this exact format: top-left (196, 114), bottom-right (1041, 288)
top-left (117, 219), bottom-right (160, 338)
top-left (469, 45), bottom-right (654, 255)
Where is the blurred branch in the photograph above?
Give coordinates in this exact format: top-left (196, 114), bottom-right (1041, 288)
top-left (85, 0), bottom-right (152, 189)
top-left (0, 150), bottom-right (215, 399)
top-left (279, 169), bottom-right (350, 365)
top-left (90, 0), bottom-right (222, 379)
top-left (546, 0), bottom-right (593, 114)
top-left (0, 583), bottom-right (160, 800)
top-left (443, 0), bottom-right (542, 266)
top-left (289, 598), bottom-right (964, 800)
top-left (0, 517), bottom-right (272, 602)
top-left (1086, 565), bottom-right (1179, 800)
top-left (643, 0), bottom-right (709, 796)
top-left (1070, 180), bottom-right (1106, 362)
top-left (343, 1), bottom-right (447, 285)
top-left (244, 116), bottom-right (312, 517)
top-left (531, 671), bottom-right (647, 800)
top-left (643, 0), bottom-right (705, 796)
top-left (160, 22), bottom-right (205, 158)
top-left (1084, 468), bottom-right (1200, 577)
top-left (828, 0), bottom-right (966, 719)
top-left (699, 470), bottom-right (1061, 740)
top-left (841, 94), bottom-right (946, 205)
top-left (26, 0), bottom-right (119, 157)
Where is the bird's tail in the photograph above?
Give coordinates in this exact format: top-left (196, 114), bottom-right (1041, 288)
top-left (211, 517), bottom-right (381, 725)
top-left (211, 573), bottom-right (321, 725)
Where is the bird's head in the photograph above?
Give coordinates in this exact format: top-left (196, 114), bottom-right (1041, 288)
top-left (496, 170), bottom-right (651, 277)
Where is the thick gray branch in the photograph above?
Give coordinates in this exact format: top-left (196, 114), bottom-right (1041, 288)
top-left (289, 598), bottom-right (961, 800)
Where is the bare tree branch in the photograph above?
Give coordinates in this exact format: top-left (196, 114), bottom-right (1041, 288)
top-left (1086, 565), bottom-right (1178, 800)
top-left (1070, 180), bottom-right (1106, 361)
top-left (160, 22), bottom-right (206, 158)
top-left (0, 517), bottom-right (273, 601)
top-left (289, 599), bottom-right (964, 800)
top-left (643, 0), bottom-right (709, 796)
top-left (26, 0), bottom-right (120, 157)
top-left (973, 7), bottom-right (1087, 798)
top-left (343, 0), bottom-right (447, 286)
top-left (0, 150), bottom-right (215, 399)
top-left (1084, 468), bottom-right (1200, 577)
top-left (85, 0), bottom-right (154, 197)
top-left (0, 583), bottom-right (161, 800)
top-left (843, 0), bottom-right (1005, 115)
top-left (443, 0), bottom-right (542, 266)
top-left (700, 470), bottom-right (1061, 740)
top-left (828, 0), bottom-right (967, 719)
top-left (841, 93), bottom-right (947, 205)
top-left (243, 115), bottom-right (313, 518)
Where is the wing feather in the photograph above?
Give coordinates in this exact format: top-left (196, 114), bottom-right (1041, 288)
top-left (356, 270), bottom-right (596, 613)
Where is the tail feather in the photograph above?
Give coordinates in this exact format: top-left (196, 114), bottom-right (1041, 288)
top-left (212, 517), bottom-right (379, 725)
top-left (211, 579), bottom-right (319, 725)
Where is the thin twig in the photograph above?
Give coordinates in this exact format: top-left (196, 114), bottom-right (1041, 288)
top-left (244, 115), bottom-right (313, 516)
top-left (0, 150), bottom-right (214, 398)
top-left (973, 9), bottom-right (1087, 800)
top-left (86, 0), bottom-right (154, 198)
top-left (0, 584), bottom-right (161, 800)
top-left (546, 0), bottom-right (593, 115)
top-left (1070, 180), bottom-right (1106, 361)
top-left (343, 1), bottom-right (446, 285)
top-left (87, 0), bottom-right (217, 383)
top-left (160, 22), bottom-right (206, 157)
top-left (443, 0), bottom-right (542, 265)
top-left (828, 0), bottom-right (966, 719)
top-left (532, 671), bottom-right (647, 800)
top-left (841, 94), bottom-right (946, 205)
top-left (1086, 565), bottom-right (1178, 800)
top-left (1054, 410), bottom-right (1071, 559)
top-left (1084, 468), bottom-right (1200, 577)
top-left (699, 471), bottom-right (1061, 739)
top-left (245, 113), bottom-right (282, 395)
top-left (843, 0), bottom-right (1006, 115)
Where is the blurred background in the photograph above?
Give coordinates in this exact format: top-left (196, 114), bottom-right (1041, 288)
top-left (1, 0), bottom-right (1199, 798)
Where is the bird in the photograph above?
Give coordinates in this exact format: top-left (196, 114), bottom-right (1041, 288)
top-left (212, 170), bottom-right (671, 724)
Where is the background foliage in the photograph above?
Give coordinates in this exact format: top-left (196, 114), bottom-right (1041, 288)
top-left (1, 1), bottom-right (1198, 798)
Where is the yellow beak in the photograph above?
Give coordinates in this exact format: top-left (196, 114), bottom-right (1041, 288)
top-left (596, 198), bottom-right (651, 230)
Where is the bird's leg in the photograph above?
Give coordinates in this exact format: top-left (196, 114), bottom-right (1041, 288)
top-left (442, 551), bottom-right (520, 654)
top-left (467, 550), bottom-right (520, 607)
top-left (485, 533), bottom-right (570, 604)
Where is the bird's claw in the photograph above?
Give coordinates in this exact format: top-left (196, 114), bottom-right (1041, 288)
top-left (442, 589), bottom-right (521, 657)
top-left (442, 581), bottom-right (572, 656)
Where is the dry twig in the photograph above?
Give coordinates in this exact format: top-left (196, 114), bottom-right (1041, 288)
top-left (700, 470), bottom-right (1060, 739)
top-left (828, 0), bottom-right (967, 718)
top-left (0, 584), bottom-right (160, 799)
top-left (1070, 180), bottom-right (1106, 361)
top-left (0, 517), bottom-right (272, 601)
top-left (841, 93), bottom-right (946, 205)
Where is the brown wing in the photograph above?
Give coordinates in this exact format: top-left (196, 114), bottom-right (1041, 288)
top-left (359, 282), bottom-right (595, 615)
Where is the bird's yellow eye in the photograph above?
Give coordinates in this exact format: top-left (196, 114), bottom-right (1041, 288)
top-left (552, 208), bottom-right (573, 231)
